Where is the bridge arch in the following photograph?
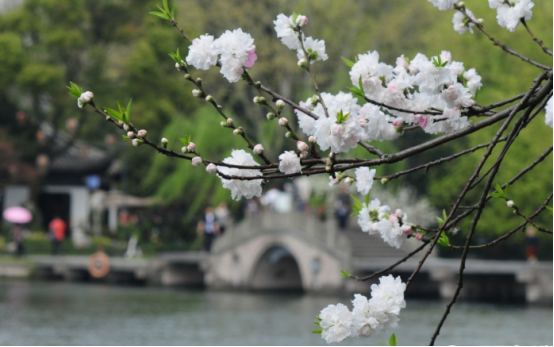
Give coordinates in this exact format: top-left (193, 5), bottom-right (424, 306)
top-left (205, 211), bottom-right (354, 292)
top-left (249, 244), bottom-right (303, 291)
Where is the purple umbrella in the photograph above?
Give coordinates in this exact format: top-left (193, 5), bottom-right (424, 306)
top-left (3, 206), bottom-right (32, 224)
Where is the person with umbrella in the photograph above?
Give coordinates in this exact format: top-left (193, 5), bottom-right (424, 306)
top-left (3, 206), bottom-right (33, 257)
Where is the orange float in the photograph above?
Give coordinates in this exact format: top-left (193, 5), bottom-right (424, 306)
top-left (88, 252), bottom-right (110, 278)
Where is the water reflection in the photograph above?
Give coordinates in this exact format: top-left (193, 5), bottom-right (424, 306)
top-left (0, 281), bottom-right (551, 345)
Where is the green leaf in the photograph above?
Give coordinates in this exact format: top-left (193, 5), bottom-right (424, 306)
top-left (149, 11), bottom-right (169, 19)
top-left (350, 194), bottom-right (363, 215)
top-left (179, 136), bottom-right (191, 146)
top-left (340, 269), bottom-right (351, 278)
top-left (365, 193), bottom-right (370, 206)
top-left (505, 183), bottom-right (509, 197)
top-left (125, 99), bottom-right (132, 124)
top-left (105, 107), bottom-right (123, 122)
top-left (389, 333), bottom-right (397, 346)
top-left (341, 56), bottom-right (355, 68)
top-left (311, 328), bottom-right (323, 334)
top-left (358, 75), bottom-right (365, 95)
top-left (67, 81), bottom-right (83, 97)
top-left (491, 182), bottom-right (507, 199)
top-left (347, 86), bottom-right (365, 98)
top-left (122, 135), bottom-right (130, 140)
top-left (545, 206), bottom-right (553, 215)
top-left (292, 11), bottom-right (299, 23)
top-left (442, 209), bottom-right (447, 221)
top-left (438, 231), bottom-right (450, 247)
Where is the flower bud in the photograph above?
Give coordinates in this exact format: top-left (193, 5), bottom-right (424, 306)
top-left (127, 131), bottom-right (135, 138)
top-left (196, 77), bottom-right (202, 84)
top-left (254, 96), bottom-right (265, 104)
top-left (227, 118), bottom-right (233, 125)
top-left (192, 89), bottom-right (201, 97)
top-left (187, 142), bottom-right (196, 153)
top-left (161, 138), bottom-right (168, 144)
top-left (253, 144), bottom-right (264, 154)
top-left (296, 15), bottom-right (308, 27)
top-left (181, 146), bottom-right (188, 153)
top-left (329, 152), bottom-right (335, 159)
top-left (285, 131), bottom-right (292, 138)
top-left (297, 141), bottom-right (309, 152)
top-left (191, 156), bottom-right (202, 166)
top-left (205, 95), bottom-right (213, 102)
top-left (456, 1), bottom-right (465, 8)
top-left (132, 138), bottom-right (142, 147)
top-left (278, 118), bottom-right (288, 126)
top-left (477, 18), bottom-right (484, 25)
top-left (326, 166), bottom-right (332, 172)
top-left (255, 81), bottom-right (262, 88)
top-left (266, 112), bottom-right (276, 120)
top-left (276, 100), bottom-right (285, 110)
top-left (206, 163), bottom-right (217, 174)
top-left (123, 124), bottom-right (129, 131)
top-left (175, 62), bottom-right (180, 70)
top-left (381, 178), bottom-right (388, 185)
top-left (299, 151), bottom-right (309, 159)
top-left (507, 200), bottom-right (514, 208)
top-left (392, 119), bottom-right (404, 127)
top-left (253, 96), bottom-right (259, 103)
top-left (344, 177), bottom-right (354, 186)
top-left (415, 233), bottom-right (422, 240)
top-left (77, 91), bottom-right (94, 108)
top-left (137, 129), bottom-right (147, 138)
top-left (358, 118), bottom-right (368, 128)
top-left (309, 97), bottom-right (318, 106)
top-left (297, 59), bottom-right (308, 68)
top-left (233, 128), bottom-right (241, 135)
top-left (395, 209), bottom-right (403, 217)
top-left (329, 177), bottom-right (339, 185)
top-left (184, 74), bottom-right (192, 80)
top-left (308, 135), bottom-right (316, 143)
top-left (220, 121), bottom-right (227, 127)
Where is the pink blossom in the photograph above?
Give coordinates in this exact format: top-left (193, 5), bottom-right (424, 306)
top-left (244, 48), bottom-right (257, 68)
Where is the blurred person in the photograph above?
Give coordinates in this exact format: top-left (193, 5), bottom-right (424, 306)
top-left (525, 227), bottom-right (539, 263)
top-left (335, 185), bottom-right (351, 230)
top-left (49, 216), bottom-right (66, 255)
top-left (11, 224), bottom-right (24, 256)
top-left (197, 207), bottom-right (219, 252)
top-left (215, 202), bottom-right (230, 235)
top-left (246, 197), bottom-right (260, 217)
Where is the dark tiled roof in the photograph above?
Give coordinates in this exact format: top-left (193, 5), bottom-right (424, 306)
top-left (41, 123), bottom-right (113, 175)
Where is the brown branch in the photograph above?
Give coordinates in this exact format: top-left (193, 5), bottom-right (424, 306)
top-left (521, 18), bottom-right (553, 56)
top-left (354, 241), bottom-right (430, 281)
top-left (457, 7), bottom-right (552, 71)
top-left (449, 193), bottom-right (554, 249)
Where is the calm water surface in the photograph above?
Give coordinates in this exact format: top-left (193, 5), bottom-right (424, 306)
top-left (0, 281), bottom-right (551, 345)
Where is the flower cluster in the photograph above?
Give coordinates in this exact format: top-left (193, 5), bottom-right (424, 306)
top-left (351, 50), bottom-right (481, 135)
top-left (274, 13), bottom-right (328, 63)
top-left (217, 150), bottom-right (263, 200)
top-left (293, 51), bottom-right (481, 148)
top-left (489, 0), bottom-right (534, 32)
top-left (186, 29), bottom-right (257, 82)
top-left (317, 275), bottom-right (406, 343)
top-left (357, 198), bottom-right (412, 249)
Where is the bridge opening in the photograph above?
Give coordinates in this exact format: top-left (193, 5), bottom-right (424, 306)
top-left (250, 246), bottom-right (303, 291)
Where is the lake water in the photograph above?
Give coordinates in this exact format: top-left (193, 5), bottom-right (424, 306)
top-left (0, 281), bottom-right (551, 345)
